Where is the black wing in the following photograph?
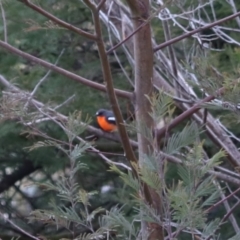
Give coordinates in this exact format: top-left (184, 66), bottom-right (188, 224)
top-left (107, 116), bottom-right (116, 125)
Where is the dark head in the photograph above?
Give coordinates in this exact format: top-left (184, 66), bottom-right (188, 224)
top-left (96, 109), bottom-right (112, 117)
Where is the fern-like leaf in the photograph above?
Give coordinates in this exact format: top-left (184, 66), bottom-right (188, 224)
top-left (165, 122), bottom-right (200, 155)
top-left (147, 90), bottom-right (174, 124)
top-left (201, 189), bottom-right (220, 207)
top-left (202, 150), bottom-right (225, 174)
top-left (202, 218), bottom-right (220, 238)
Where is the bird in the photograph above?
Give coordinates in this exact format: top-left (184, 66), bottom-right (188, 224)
top-left (96, 109), bottom-right (117, 132)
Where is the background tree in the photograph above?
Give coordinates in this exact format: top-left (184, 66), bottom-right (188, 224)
top-left (0, 0), bottom-right (240, 239)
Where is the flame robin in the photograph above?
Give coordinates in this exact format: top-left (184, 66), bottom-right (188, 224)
top-left (96, 109), bottom-right (117, 132)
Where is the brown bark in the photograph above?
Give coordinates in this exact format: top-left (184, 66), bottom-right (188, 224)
top-left (126, 0), bottom-right (164, 239)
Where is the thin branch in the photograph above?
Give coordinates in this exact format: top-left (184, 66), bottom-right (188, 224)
top-left (161, 152), bottom-right (240, 186)
top-left (82, 138), bottom-right (131, 170)
top-left (227, 0), bottom-right (240, 28)
top-left (226, 183), bottom-right (240, 201)
top-left (0, 74), bottom-right (121, 141)
top-left (25, 116), bottom-right (58, 125)
top-left (157, 87), bottom-right (224, 140)
top-left (0, 77), bottom-right (130, 172)
top-left (161, 9), bottom-right (180, 97)
top-left (221, 200), bottom-right (240, 226)
top-left (205, 183), bottom-right (240, 240)
top-left (205, 186), bottom-right (240, 213)
top-left (54, 94), bottom-right (75, 110)
top-left (0, 211), bottom-right (40, 240)
top-left (0, 0), bottom-right (7, 42)
top-left (85, 0), bottom-right (138, 171)
top-left (107, 21), bottom-right (146, 54)
top-left (154, 11), bottom-right (240, 51)
top-left (97, 0), bottom-right (107, 11)
top-left (24, 48), bottom-right (65, 109)
top-left (216, 118), bottom-right (240, 144)
top-left (31, 101), bottom-right (131, 171)
top-left (0, 41), bottom-right (133, 99)
top-left (217, 183), bottom-right (240, 233)
top-left (18, 0), bottom-right (97, 41)
top-left (1, 76), bottom-right (240, 186)
top-left (107, 2), bottom-right (134, 87)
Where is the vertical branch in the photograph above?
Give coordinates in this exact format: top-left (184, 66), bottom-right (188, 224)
top-left (85, 5), bottom-right (154, 235)
top-left (127, 0), bottom-right (164, 239)
top-left (0, 0), bottom-right (7, 42)
top-left (83, 0), bottom-right (138, 169)
top-left (161, 9), bottom-right (180, 96)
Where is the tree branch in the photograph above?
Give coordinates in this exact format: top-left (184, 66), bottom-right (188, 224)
top-left (0, 211), bottom-right (40, 240)
top-left (1, 74), bottom-right (239, 187)
top-left (0, 0), bottom-right (7, 42)
top-left (0, 41), bottom-right (133, 99)
top-left (157, 87), bottom-right (224, 141)
top-left (84, 0), bottom-right (138, 174)
top-left (18, 0), bottom-right (97, 41)
top-left (154, 11), bottom-right (240, 51)
top-left (205, 186), bottom-right (240, 214)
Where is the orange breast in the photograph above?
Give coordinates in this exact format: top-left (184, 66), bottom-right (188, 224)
top-left (97, 116), bottom-right (117, 132)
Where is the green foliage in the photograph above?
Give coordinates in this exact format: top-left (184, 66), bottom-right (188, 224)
top-left (229, 232), bottom-right (240, 240)
top-left (202, 150), bottom-right (225, 174)
top-left (110, 164), bottom-right (140, 195)
top-left (147, 91), bottom-right (175, 125)
top-left (103, 206), bottom-right (139, 239)
top-left (65, 111), bottom-right (92, 142)
top-left (28, 149), bottom-right (107, 238)
top-left (202, 218), bottom-right (221, 239)
top-left (192, 49), bottom-right (240, 125)
top-left (1, 0), bottom-right (240, 239)
top-left (140, 164), bottom-right (162, 193)
top-left (165, 122), bottom-right (200, 155)
top-left (108, 139), bottom-right (225, 239)
top-left (76, 229), bottom-right (108, 240)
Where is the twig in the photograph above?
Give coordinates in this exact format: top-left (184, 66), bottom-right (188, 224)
top-left (221, 200), bottom-right (240, 225)
top-left (154, 11), bottom-right (240, 51)
top-left (161, 9), bottom-right (178, 83)
top-left (107, 1), bottom-right (134, 87)
top-left (106, 0), bottom-right (172, 55)
top-left (205, 185), bottom-right (240, 240)
top-left (0, 211), bottom-right (40, 240)
top-left (157, 87), bottom-right (224, 139)
top-left (227, 0), bottom-right (240, 28)
top-left (107, 21), bottom-right (146, 54)
top-left (97, 0), bottom-right (107, 11)
top-left (24, 49), bottom-right (65, 109)
top-left (25, 116), bottom-right (58, 125)
top-left (0, 0), bottom-right (7, 42)
top-left (54, 94), bottom-right (75, 110)
top-left (217, 183), bottom-right (239, 233)
top-left (205, 186), bottom-right (240, 213)
top-left (226, 183), bottom-right (240, 201)
top-left (216, 118), bottom-right (240, 144)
